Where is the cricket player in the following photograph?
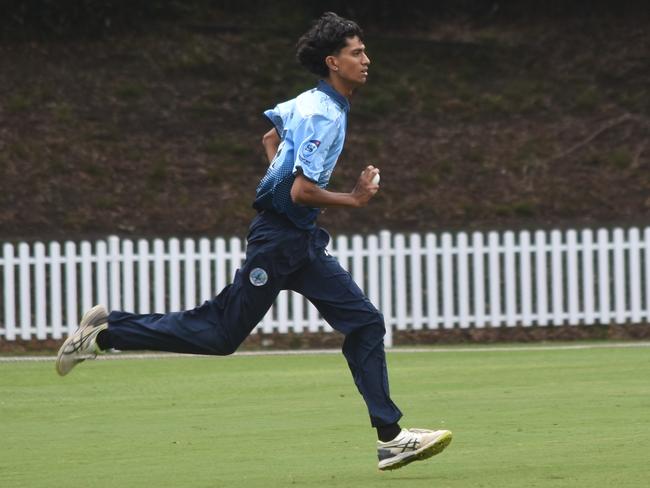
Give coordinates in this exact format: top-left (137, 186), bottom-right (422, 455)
top-left (56, 12), bottom-right (452, 471)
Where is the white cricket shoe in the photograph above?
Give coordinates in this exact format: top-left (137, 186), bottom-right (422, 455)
top-left (55, 305), bottom-right (109, 376)
top-left (377, 428), bottom-right (452, 471)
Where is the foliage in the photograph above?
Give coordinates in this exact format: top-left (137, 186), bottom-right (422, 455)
top-left (0, 0), bottom-right (182, 39)
top-left (1, 0), bottom-right (647, 40)
top-left (1, 12), bottom-right (648, 240)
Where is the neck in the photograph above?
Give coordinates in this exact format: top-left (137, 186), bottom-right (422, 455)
top-left (325, 76), bottom-right (355, 99)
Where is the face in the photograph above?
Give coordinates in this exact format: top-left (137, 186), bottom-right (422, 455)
top-left (327, 36), bottom-right (370, 86)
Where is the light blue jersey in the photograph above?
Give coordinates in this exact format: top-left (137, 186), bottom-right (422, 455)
top-left (254, 80), bottom-right (350, 229)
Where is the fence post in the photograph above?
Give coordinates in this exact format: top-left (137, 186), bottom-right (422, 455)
top-left (394, 233), bottom-right (407, 331)
top-left (519, 231), bottom-right (533, 326)
top-left (597, 229), bottom-right (611, 324)
top-left (488, 232), bottom-right (501, 326)
top-left (199, 238), bottom-right (212, 303)
top-left (551, 230), bottom-right (564, 325)
top-left (277, 289), bottom-right (289, 334)
top-left (441, 233), bottom-right (454, 329)
top-left (18, 243), bottom-right (31, 340)
top-left (567, 230), bottom-right (580, 325)
top-left (34, 242), bottom-right (47, 339)
top-left (215, 238), bottom-right (226, 295)
top-left (472, 232), bottom-right (485, 328)
top-left (645, 228), bottom-right (650, 322)
top-left (613, 228), bottom-right (626, 323)
top-left (425, 233), bottom-right (438, 329)
top-left (65, 241), bottom-right (78, 335)
top-left (380, 231), bottom-right (393, 347)
top-left (409, 233), bottom-right (424, 330)
top-left (367, 235), bottom-right (380, 316)
top-left (137, 239), bottom-right (150, 314)
top-left (629, 228), bottom-right (641, 323)
top-left (109, 236), bottom-right (121, 312)
top-left (50, 241), bottom-right (63, 339)
top-left (504, 231), bottom-right (517, 327)
top-left (352, 235), bottom-right (365, 290)
top-left (3, 243), bottom-right (16, 340)
top-left (80, 241), bottom-right (93, 314)
top-left (457, 232), bottom-right (470, 328)
top-left (230, 237), bottom-right (243, 279)
top-left (534, 230), bottom-right (548, 326)
top-left (123, 239), bottom-right (135, 313)
top-left (153, 239), bottom-right (165, 313)
top-left (184, 238), bottom-right (196, 310)
top-left (169, 238), bottom-right (181, 311)
top-left (581, 229), bottom-right (595, 325)
top-left (291, 291), bottom-right (304, 334)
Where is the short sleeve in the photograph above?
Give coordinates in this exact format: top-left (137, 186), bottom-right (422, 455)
top-left (264, 108), bottom-right (283, 136)
top-left (291, 115), bottom-right (338, 183)
top-left (263, 99), bottom-right (294, 138)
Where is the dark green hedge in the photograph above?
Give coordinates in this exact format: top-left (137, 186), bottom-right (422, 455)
top-left (0, 0), bottom-right (184, 39)
top-left (1, 0), bottom-right (646, 40)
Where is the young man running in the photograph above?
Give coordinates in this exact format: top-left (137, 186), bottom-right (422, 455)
top-left (56, 12), bottom-right (452, 471)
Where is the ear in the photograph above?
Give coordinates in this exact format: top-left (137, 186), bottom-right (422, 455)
top-left (325, 55), bottom-right (339, 72)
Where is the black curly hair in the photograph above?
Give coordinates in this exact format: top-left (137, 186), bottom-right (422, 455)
top-left (296, 12), bottom-right (364, 78)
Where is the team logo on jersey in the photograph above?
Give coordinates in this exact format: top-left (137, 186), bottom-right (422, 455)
top-left (300, 139), bottom-right (321, 160)
top-left (249, 267), bottom-right (268, 286)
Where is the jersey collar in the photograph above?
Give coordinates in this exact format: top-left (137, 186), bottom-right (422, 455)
top-left (317, 80), bottom-right (350, 113)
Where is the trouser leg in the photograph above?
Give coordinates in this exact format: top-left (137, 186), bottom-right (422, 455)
top-left (288, 250), bottom-right (403, 427)
top-left (103, 236), bottom-right (288, 355)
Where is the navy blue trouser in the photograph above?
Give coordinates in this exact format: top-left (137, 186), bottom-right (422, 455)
top-left (103, 211), bottom-right (403, 427)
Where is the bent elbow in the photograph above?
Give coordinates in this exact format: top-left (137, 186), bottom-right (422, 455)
top-left (290, 185), bottom-right (303, 204)
top-left (291, 174), bottom-right (318, 205)
top-left (291, 182), bottom-right (314, 205)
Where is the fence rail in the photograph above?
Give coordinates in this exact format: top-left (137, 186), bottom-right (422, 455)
top-left (1, 227), bottom-right (649, 346)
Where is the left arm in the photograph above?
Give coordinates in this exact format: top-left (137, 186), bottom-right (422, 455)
top-left (262, 128), bottom-right (280, 163)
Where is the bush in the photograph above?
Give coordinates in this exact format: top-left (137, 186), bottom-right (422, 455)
top-left (2, 0), bottom-right (646, 40)
top-left (0, 0), bottom-right (183, 40)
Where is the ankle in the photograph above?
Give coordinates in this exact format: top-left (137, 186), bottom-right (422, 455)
top-left (95, 329), bottom-right (111, 351)
top-left (377, 423), bottom-right (402, 442)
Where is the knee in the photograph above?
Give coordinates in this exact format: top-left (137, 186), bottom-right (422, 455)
top-left (371, 311), bottom-right (386, 337)
top-left (356, 311), bottom-right (387, 341)
top-left (342, 313), bottom-right (387, 358)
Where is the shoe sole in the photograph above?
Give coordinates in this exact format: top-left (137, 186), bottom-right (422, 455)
top-left (378, 431), bottom-right (453, 471)
top-left (55, 305), bottom-right (108, 376)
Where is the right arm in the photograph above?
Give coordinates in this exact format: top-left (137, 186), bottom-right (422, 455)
top-left (290, 165), bottom-right (380, 209)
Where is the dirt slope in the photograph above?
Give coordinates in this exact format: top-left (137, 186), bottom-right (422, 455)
top-left (1, 16), bottom-right (648, 242)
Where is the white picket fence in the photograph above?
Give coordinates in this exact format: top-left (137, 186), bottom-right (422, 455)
top-left (1, 227), bottom-right (649, 346)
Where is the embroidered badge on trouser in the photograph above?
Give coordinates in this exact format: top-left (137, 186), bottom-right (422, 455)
top-left (249, 267), bottom-right (269, 286)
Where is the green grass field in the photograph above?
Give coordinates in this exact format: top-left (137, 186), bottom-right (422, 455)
top-left (1, 345), bottom-right (649, 487)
